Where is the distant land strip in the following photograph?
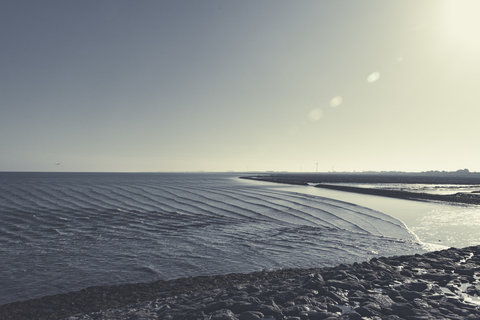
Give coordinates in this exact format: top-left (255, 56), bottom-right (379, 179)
top-left (313, 183), bottom-right (480, 205)
top-left (240, 173), bottom-right (480, 205)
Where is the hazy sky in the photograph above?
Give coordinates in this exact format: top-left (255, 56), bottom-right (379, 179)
top-left (1, 0), bottom-right (480, 172)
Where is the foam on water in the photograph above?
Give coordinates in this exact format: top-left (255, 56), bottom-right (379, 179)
top-left (0, 173), bottom-right (425, 305)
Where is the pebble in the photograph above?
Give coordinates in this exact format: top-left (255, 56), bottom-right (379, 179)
top-left (57, 246), bottom-right (480, 320)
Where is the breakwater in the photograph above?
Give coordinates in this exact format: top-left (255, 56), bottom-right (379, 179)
top-left (1, 246), bottom-right (480, 319)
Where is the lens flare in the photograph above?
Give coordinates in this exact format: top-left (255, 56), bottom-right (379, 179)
top-left (367, 72), bottom-right (380, 83)
top-left (308, 108), bottom-right (323, 121)
top-left (330, 96), bottom-right (343, 107)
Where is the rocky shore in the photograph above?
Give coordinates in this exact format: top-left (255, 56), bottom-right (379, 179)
top-left (2, 246), bottom-right (480, 320)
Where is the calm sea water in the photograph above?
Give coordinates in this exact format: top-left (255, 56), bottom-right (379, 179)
top-left (287, 184), bottom-right (480, 249)
top-left (0, 172), bottom-right (447, 305)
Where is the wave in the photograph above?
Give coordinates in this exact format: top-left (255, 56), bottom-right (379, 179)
top-left (0, 172), bottom-right (424, 305)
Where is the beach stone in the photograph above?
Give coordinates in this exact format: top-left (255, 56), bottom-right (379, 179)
top-left (5, 246), bottom-right (480, 320)
top-left (238, 311), bottom-right (264, 320)
top-left (466, 284), bottom-right (480, 296)
top-left (325, 279), bottom-right (358, 291)
top-left (211, 309), bottom-right (236, 320)
top-left (325, 291), bottom-right (348, 305)
top-left (408, 309), bottom-right (437, 319)
top-left (204, 300), bottom-right (233, 313)
top-left (292, 287), bottom-right (312, 296)
top-left (456, 268), bottom-right (476, 276)
top-left (264, 298), bottom-right (279, 307)
top-left (250, 303), bottom-right (282, 318)
top-left (355, 304), bottom-right (381, 317)
top-left (387, 289), bottom-right (409, 303)
top-left (282, 304), bottom-right (311, 316)
top-left (260, 290), bottom-right (279, 298)
top-left (304, 278), bottom-right (325, 290)
top-left (232, 294), bottom-right (248, 302)
top-left (305, 310), bottom-right (334, 320)
top-left (411, 298), bottom-right (430, 310)
top-left (403, 281), bottom-right (431, 292)
top-left (370, 293), bottom-right (394, 310)
top-left (381, 316), bottom-right (404, 320)
top-left (230, 301), bottom-right (252, 313)
top-left (326, 304), bottom-right (344, 313)
top-left (391, 302), bottom-right (415, 317)
top-left (341, 311), bottom-right (363, 320)
top-left (185, 311), bottom-right (208, 320)
top-left (398, 289), bottom-right (423, 301)
top-left (246, 285), bottom-right (261, 293)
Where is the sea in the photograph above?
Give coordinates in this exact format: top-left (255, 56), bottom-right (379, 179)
top-left (1, 172), bottom-right (479, 306)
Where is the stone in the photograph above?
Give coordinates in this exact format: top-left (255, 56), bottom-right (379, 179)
top-left (185, 311), bottom-right (207, 320)
top-left (204, 300), bottom-right (233, 313)
top-left (230, 301), bottom-right (251, 313)
top-left (325, 291), bottom-right (348, 305)
top-left (341, 312), bottom-right (363, 320)
top-left (6, 246), bottom-right (480, 320)
top-left (250, 304), bottom-right (282, 318)
top-left (403, 281), bottom-right (431, 292)
top-left (274, 291), bottom-right (298, 305)
top-left (398, 289), bottom-right (423, 301)
top-left (282, 305), bottom-right (311, 316)
top-left (411, 298), bottom-right (430, 310)
top-left (238, 311), bottom-right (264, 320)
top-left (355, 305), bottom-right (380, 317)
top-left (211, 309), bottom-right (236, 320)
top-left (307, 310), bottom-right (335, 320)
top-left (391, 302), bottom-right (415, 317)
top-left (369, 293), bottom-right (394, 309)
top-left (381, 316), bottom-right (404, 320)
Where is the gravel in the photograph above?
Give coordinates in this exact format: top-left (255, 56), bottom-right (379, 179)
top-left (3, 246), bottom-right (480, 320)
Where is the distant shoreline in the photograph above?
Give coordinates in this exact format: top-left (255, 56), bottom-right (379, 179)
top-left (240, 173), bottom-right (480, 205)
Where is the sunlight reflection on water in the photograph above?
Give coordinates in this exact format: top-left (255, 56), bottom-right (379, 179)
top-left (276, 185), bottom-right (480, 249)
top-left (412, 206), bottom-right (480, 248)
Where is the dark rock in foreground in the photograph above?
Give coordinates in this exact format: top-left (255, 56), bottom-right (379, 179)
top-left (2, 246), bottom-right (480, 319)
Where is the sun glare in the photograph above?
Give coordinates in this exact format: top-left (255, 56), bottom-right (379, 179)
top-left (445, 0), bottom-right (480, 50)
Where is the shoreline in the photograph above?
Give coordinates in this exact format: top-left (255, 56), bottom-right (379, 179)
top-left (3, 173), bottom-right (480, 319)
top-left (240, 175), bottom-right (480, 205)
top-left (2, 246), bottom-right (480, 319)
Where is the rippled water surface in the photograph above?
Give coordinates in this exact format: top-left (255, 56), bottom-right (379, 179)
top-left (285, 186), bottom-right (480, 249)
top-left (0, 172), bottom-right (425, 305)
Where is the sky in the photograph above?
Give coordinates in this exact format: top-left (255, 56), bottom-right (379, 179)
top-left (1, 0), bottom-right (480, 173)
